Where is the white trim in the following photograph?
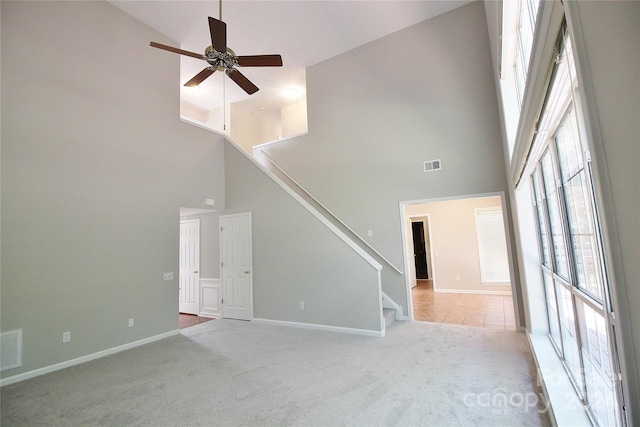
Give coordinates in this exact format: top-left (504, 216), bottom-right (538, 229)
top-left (213, 128), bottom-right (382, 273)
top-left (434, 288), bottom-right (512, 296)
top-left (510, 0), bottom-right (565, 187)
top-left (376, 270), bottom-right (385, 333)
top-left (0, 330), bottom-right (179, 387)
top-left (527, 333), bottom-right (592, 427)
top-left (401, 209), bottom-right (436, 320)
top-left (257, 159), bottom-right (382, 271)
top-left (199, 278), bottom-right (221, 318)
top-left (381, 291), bottom-right (407, 321)
top-left (255, 149), bottom-right (392, 273)
top-left (180, 116), bottom-right (225, 133)
top-left (253, 318), bottom-right (384, 338)
top-left (400, 192), bottom-right (515, 323)
top-left (401, 192), bottom-right (506, 206)
top-left (564, 3), bottom-right (638, 416)
top-left (252, 131), bottom-right (309, 151)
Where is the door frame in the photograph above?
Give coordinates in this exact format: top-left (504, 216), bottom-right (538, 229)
top-left (405, 214), bottom-right (435, 290)
top-left (399, 192), bottom-right (519, 323)
top-left (219, 212), bottom-right (253, 320)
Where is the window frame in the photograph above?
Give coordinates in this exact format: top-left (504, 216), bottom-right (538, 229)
top-left (526, 32), bottom-right (625, 426)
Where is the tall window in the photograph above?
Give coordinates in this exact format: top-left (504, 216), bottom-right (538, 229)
top-left (500, 0), bottom-right (541, 155)
top-left (529, 34), bottom-right (623, 426)
top-left (514, 0), bottom-right (540, 106)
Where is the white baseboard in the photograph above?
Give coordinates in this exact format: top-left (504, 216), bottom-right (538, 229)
top-left (253, 318), bottom-right (384, 338)
top-left (434, 288), bottom-right (513, 296)
top-left (0, 330), bottom-right (180, 387)
top-left (198, 313), bottom-right (220, 319)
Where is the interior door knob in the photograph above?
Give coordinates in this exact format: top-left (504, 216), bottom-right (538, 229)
top-left (245, 270), bottom-right (250, 274)
top-left (194, 270), bottom-right (199, 273)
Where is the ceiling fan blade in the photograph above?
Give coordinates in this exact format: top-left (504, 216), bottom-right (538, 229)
top-left (150, 42), bottom-right (204, 60)
top-left (227, 69), bottom-right (259, 95)
top-left (236, 55), bottom-right (283, 67)
top-left (184, 68), bottom-right (215, 87)
top-left (208, 17), bottom-right (227, 53)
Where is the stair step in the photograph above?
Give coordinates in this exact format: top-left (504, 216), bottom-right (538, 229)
top-left (383, 308), bottom-right (396, 330)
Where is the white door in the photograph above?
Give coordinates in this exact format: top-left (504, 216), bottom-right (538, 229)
top-left (220, 213), bottom-right (253, 320)
top-left (179, 219), bottom-right (200, 314)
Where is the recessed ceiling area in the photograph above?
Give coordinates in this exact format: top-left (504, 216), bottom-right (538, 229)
top-left (109, 1), bottom-right (473, 145)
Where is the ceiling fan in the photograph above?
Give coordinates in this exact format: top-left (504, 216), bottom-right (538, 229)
top-left (150, 15), bottom-right (282, 95)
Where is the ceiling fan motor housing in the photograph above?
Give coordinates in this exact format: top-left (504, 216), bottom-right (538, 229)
top-left (205, 46), bottom-right (238, 72)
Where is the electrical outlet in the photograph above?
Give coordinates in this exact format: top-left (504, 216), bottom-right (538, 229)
top-left (128, 318), bottom-right (134, 327)
top-left (164, 272), bottom-right (173, 281)
top-left (206, 198), bottom-right (215, 206)
top-left (299, 301), bottom-right (305, 310)
top-left (367, 229), bottom-right (373, 237)
top-left (456, 275), bottom-right (461, 281)
top-left (62, 331), bottom-right (71, 343)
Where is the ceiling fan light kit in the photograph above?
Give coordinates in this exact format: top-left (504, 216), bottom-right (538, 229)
top-left (150, 16), bottom-right (282, 95)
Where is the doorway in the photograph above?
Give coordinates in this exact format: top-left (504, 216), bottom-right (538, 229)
top-left (220, 212), bottom-right (253, 321)
top-left (401, 194), bottom-right (518, 330)
top-left (179, 219), bottom-right (200, 315)
top-left (411, 220), bottom-right (430, 280)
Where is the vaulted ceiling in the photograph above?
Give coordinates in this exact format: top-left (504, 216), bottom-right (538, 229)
top-left (110, 1), bottom-right (473, 120)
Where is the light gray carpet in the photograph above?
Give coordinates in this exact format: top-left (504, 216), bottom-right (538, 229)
top-left (1, 320), bottom-right (550, 426)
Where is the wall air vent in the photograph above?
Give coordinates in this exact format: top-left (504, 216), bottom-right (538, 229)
top-left (423, 159), bottom-right (442, 172)
top-left (1, 329), bottom-right (22, 371)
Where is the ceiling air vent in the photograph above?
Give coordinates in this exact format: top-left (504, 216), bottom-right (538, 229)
top-left (424, 159), bottom-right (441, 172)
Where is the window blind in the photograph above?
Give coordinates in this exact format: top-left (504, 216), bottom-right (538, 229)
top-left (475, 210), bottom-right (510, 283)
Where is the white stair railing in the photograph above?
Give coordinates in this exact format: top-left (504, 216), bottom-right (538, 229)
top-left (254, 148), bottom-right (404, 275)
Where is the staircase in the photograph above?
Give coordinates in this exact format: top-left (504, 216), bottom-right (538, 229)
top-left (383, 308), bottom-right (396, 330)
top-left (254, 148), bottom-right (405, 332)
top-left (254, 149), bottom-right (403, 274)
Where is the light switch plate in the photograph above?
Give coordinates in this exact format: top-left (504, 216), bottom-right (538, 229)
top-left (164, 272), bottom-right (173, 281)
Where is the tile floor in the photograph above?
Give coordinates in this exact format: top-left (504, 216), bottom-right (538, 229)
top-left (179, 314), bottom-right (215, 329)
top-left (412, 280), bottom-right (516, 330)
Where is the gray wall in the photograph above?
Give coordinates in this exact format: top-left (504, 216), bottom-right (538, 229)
top-left (222, 144), bottom-right (382, 331)
top-left (566, 0), bottom-right (640, 417)
top-left (1, 1), bottom-right (225, 378)
top-left (263, 2), bottom-right (510, 314)
top-left (179, 142), bottom-right (384, 332)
